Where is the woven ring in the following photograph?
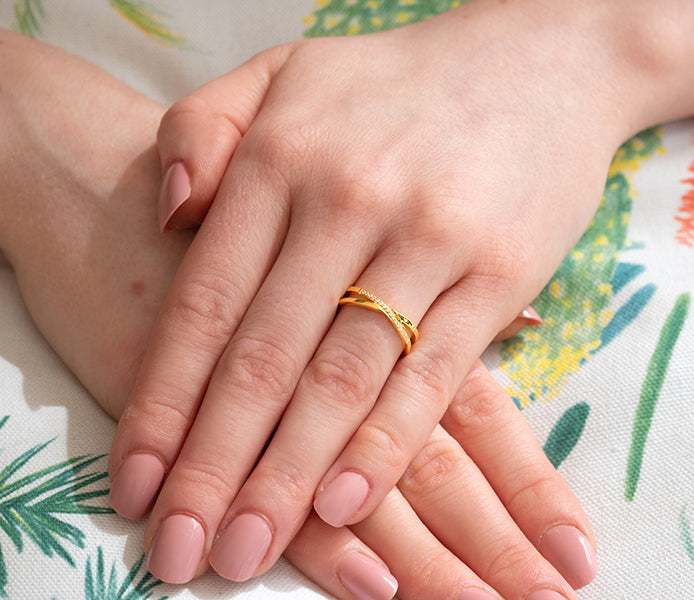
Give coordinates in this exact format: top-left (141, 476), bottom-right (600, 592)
top-left (338, 286), bottom-right (419, 355)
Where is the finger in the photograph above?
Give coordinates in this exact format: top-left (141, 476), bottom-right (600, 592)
top-left (493, 305), bottom-right (543, 341)
top-left (108, 152), bottom-right (291, 522)
top-left (349, 487), bottom-right (501, 600)
top-left (313, 272), bottom-right (528, 527)
top-left (205, 237), bottom-right (453, 581)
top-left (156, 43), bottom-right (297, 231)
top-left (284, 513), bottom-right (398, 600)
top-left (140, 197), bottom-right (386, 583)
top-left (397, 423), bottom-right (580, 599)
top-left (439, 361), bottom-right (598, 590)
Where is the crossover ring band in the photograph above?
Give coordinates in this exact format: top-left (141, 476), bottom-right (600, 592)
top-left (338, 286), bottom-right (419, 355)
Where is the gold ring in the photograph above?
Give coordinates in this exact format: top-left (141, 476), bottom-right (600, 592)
top-left (338, 286), bottom-right (419, 355)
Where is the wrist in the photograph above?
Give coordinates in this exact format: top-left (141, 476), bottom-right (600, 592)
top-left (590, 0), bottom-right (694, 130)
top-left (423, 0), bottom-right (693, 145)
top-left (0, 28), bottom-right (165, 263)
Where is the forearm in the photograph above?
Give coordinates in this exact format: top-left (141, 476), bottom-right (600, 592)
top-left (0, 28), bottom-right (191, 418)
top-left (426, 0), bottom-right (694, 144)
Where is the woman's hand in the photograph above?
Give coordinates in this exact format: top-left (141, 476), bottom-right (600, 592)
top-left (0, 26), bottom-right (597, 599)
top-left (106, 0), bottom-right (679, 584)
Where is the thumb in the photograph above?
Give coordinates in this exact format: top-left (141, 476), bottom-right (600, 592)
top-left (157, 43), bottom-right (297, 232)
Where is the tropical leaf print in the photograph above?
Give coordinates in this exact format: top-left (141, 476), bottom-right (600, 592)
top-left (500, 129), bottom-right (665, 407)
top-left (543, 403), bottom-right (590, 469)
top-left (625, 293), bottom-right (691, 501)
top-left (0, 416), bottom-right (112, 598)
top-left (9, 0), bottom-right (186, 47)
top-left (680, 505), bottom-right (694, 566)
top-left (12, 0), bottom-right (45, 37)
top-left (304, 0), bottom-right (466, 37)
top-left (109, 0), bottom-right (186, 47)
top-left (84, 547), bottom-right (168, 600)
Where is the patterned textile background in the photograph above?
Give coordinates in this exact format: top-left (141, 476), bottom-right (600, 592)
top-left (0, 1), bottom-right (692, 598)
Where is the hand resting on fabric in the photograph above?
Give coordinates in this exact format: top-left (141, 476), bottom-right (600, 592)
top-left (0, 27), bottom-right (599, 600)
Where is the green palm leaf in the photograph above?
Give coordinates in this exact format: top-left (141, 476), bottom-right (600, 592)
top-left (12, 0), bottom-right (45, 38)
top-left (109, 0), bottom-right (186, 47)
top-left (85, 547), bottom-right (168, 600)
top-left (0, 417), bottom-right (112, 597)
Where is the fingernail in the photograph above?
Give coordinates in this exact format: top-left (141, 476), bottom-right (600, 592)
top-left (520, 305), bottom-right (543, 326)
top-left (146, 514), bottom-right (205, 584)
top-left (457, 589), bottom-right (498, 600)
top-left (109, 453), bottom-right (165, 520)
top-left (209, 513), bottom-right (273, 582)
top-left (314, 471), bottom-right (370, 527)
top-left (526, 591), bottom-right (566, 600)
top-left (539, 525), bottom-right (598, 589)
top-left (338, 553), bottom-right (398, 600)
top-left (158, 161), bottom-right (191, 232)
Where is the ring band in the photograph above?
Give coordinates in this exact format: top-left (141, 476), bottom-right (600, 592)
top-left (338, 286), bottom-right (419, 355)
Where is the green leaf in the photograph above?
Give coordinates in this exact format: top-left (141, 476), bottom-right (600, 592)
top-left (0, 417), bottom-right (112, 596)
top-left (12, 0), bottom-right (45, 38)
top-left (543, 403), bottom-right (590, 468)
top-left (625, 293), bottom-right (691, 501)
top-left (85, 547), bottom-right (168, 600)
top-left (109, 0), bottom-right (186, 47)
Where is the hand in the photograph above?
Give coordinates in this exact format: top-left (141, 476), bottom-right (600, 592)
top-left (108, 0), bottom-right (666, 583)
top-left (0, 28), bottom-right (596, 598)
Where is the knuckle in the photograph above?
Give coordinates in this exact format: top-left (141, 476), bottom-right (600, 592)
top-left (398, 353), bottom-right (454, 416)
top-left (228, 333), bottom-right (300, 401)
top-left (405, 548), bottom-right (461, 593)
top-left (448, 367), bottom-right (509, 432)
top-left (353, 420), bottom-right (408, 472)
top-left (505, 474), bottom-right (561, 517)
top-left (172, 457), bottom-right (238, 505)
top-left (400, 436), bottom-right (463, 496)
top-left (159, 95), bottom-right (208, 134)
top-left (253, 459), bottom-right (314, 510)
top-left (483, 542), bottom-right (539, 585)
top-left (172, 273), bottom-right (240, 344)
top-left (472, 230), bottom-right (532, 288)
top-left (121, 389), bottom-right (193, 442)
top-left (409, 192), bottom-right (467, 249)
top-left (304, 346), bottom-right (375, 412)
top-left (249, 119), bottom-right (315, 171)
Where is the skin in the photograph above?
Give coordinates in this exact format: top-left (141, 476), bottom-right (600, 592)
top-left (0, 26), bottom-right (596, 600)
top-left (109, 0), bottom-right (694, 589)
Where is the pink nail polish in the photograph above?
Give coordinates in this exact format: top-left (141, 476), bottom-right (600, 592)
top-left (338, 553), bottom-right (398, 600)
top-left (314, 471), bottom-right (370, 527)
top-left (526, 591), bottom-right (566, 600)
top-left (109, 453), bottom-right (165, 520)
top-left (209, 513), bottom-right (273, 582)
top-left (158, 161), bottom-right (191, 232)
top-left (146, 514), bottom-right (205, 584)
top-left (520, 305), bottom-right (543, 326)
top-left (539, 525), bottom-right (598, 589)
top-left (457, 589), bottom-right (497, 600)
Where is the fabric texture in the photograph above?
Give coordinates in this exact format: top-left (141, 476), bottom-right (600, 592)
top-left (1, 1), bottom-right (692, 598)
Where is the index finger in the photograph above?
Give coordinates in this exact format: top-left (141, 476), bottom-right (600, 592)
top-left (108, 156), bottom-right (290, 520)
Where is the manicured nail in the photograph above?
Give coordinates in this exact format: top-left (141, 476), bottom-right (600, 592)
top-left (146, 514), bottom-right (205, 584)
top-left (109, 453), bottom-right (165, 520)
top-left (457, 589), bottom-right (498, 600)
top-left (314, 471), bottom-right (370, 527)
top-left (526, 591), bottom-right (566, 600)
top-left (520, 305), bottom-right (543, 326)
top-left (338, 553), bottom-right (398, 600)
top-left (539, 525), bottom-right (598, 589)
top-left (209, 513), bottom-right (273, 582)
top-left (158, 161), bottom-right (191, 232)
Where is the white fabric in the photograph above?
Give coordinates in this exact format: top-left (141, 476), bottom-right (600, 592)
top-left (1, 1), bottom-right (693, 598)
